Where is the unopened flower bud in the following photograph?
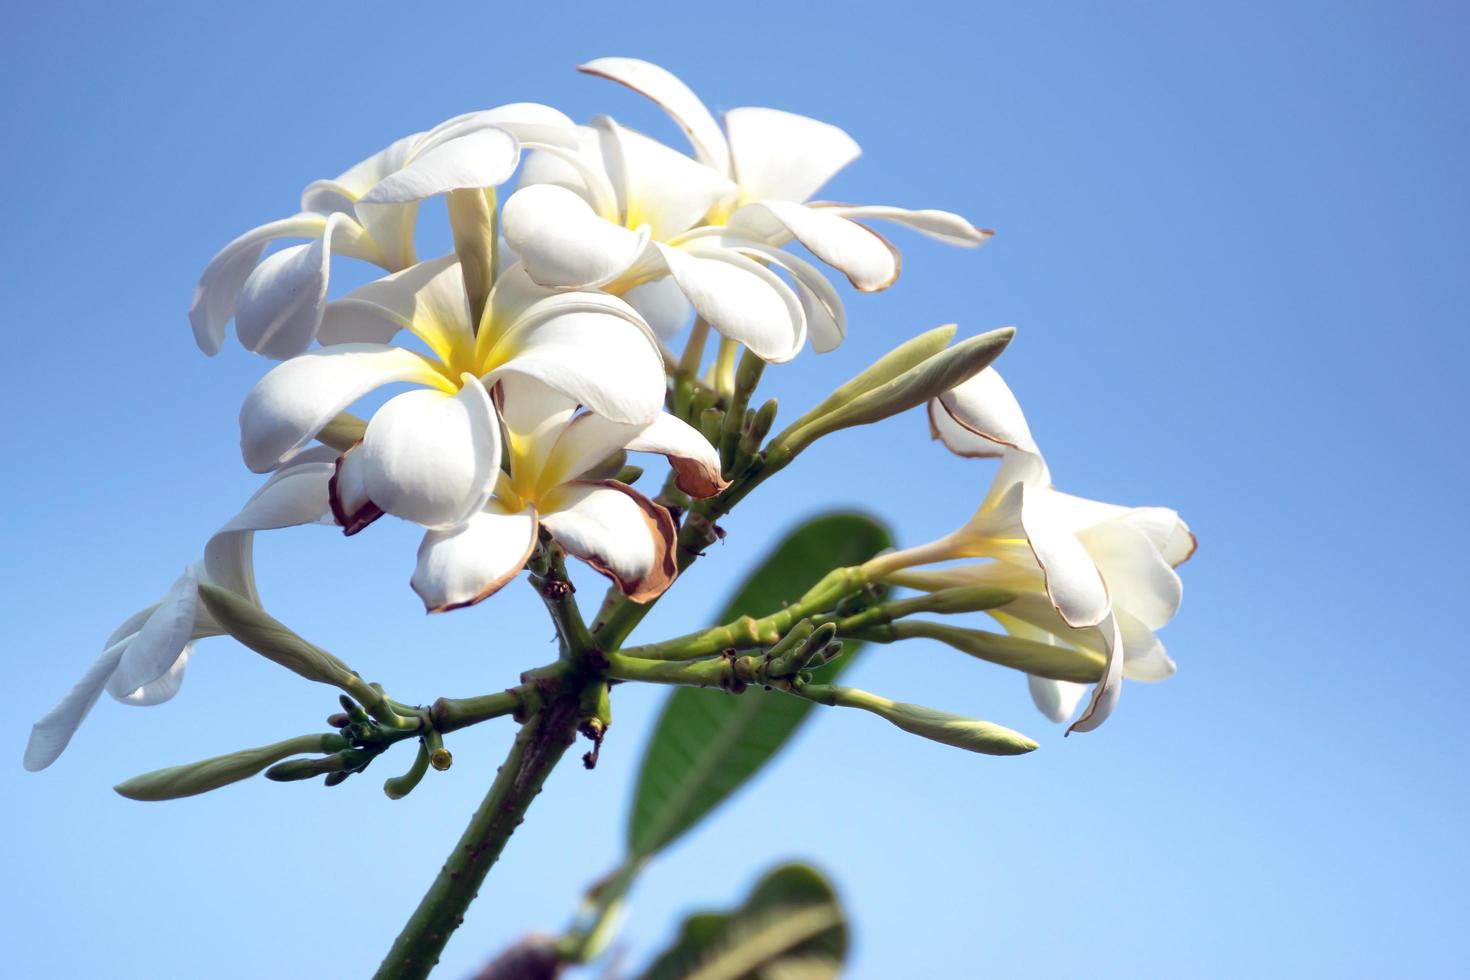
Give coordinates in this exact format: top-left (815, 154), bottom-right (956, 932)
top-left (818, 684), bottom-right (1038, 756)
top-left (198, 584), bottom-right (365, 696)
top-left (114, 733), bottom-right (339, 801)
top-left (892, 620), bottom-right (1104, 683)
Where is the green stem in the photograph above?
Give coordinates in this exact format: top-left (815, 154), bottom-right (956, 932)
top-left (429, 689), bottom-right (523, 734)
top-left (372, 691), bottom-right (584, 980)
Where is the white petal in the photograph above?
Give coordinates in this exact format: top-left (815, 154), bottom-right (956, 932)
top-left (206, 462), bottom-right (334, 601)
top-left (240, 344), bottom-right (448, 473)
top-left (426, 103), bottom-right (577, 149)
top-left (1118, 611), bottom-right (1176, 682)
top-left (932, 367), bottom-right (1040, 458)
top-left (541, 481), bottom-right (677, 602)
top-left (312, 133), bottom-right (421, 203)
top-left (596, 116), bottom-right (737, 240)
top-left (411, 503), bottom-right (538, 612)
top-left (652, 243), bottom-right (806, 362)
top-left (809, 203), bottom-right (993, 247)
top-left (115, 644), bottom-right (193, 706)
top-left (360, 128), bottom-right (520, 205)
top-left (1077, 518), bottom-right (1182, 630)
top-left (1027, 674), bottom-right (1088, 724)
top-left (1068, 613), bottom-right (1125, 734)
top-left (725, 107), bottom-right (860, 204)
top-left (1020, 484), bottom-right (1111, 629)
top-left (189, 213), bottom-right (327, 356)
top-left (700, 234), bottom-right (845, 353)
top-left (518, 124), bottom-right (606, 201)
top-left (235, 213), bottom-right (364, 359)
top-left (318, 256), bottom-right (473, 362)
top-left (329, 443), bottom-right (383, 536)
top-left (362, 379), bottom-right (501, 528)
top-left (489, 293), bottom-right (666, 424)
top-left (24, 641), bottom-right (126, 771)
top-left (501, 184), bottom-right (649, 289)
top-left (106, 568), bottom-right (201, 700)
top-left (727, 201), bottom-right (899, 292)
top-left (578, 58), bottom-right (732, 175)
top-left (1123, 507), bottom-right (1197, 567)
top-left (622, 276), bottom-right (692, 343)
top-left (354, 201), bottom-right (418, 272)
top-left (546, 411), bottom-right (726, 499)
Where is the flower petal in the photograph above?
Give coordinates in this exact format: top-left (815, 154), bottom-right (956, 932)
top-left (1028, 674), bottom-right (1089, 725)
top-left (1077, 518), bottom-right (1183, 630)
top-left (578, 58), bottom-right (732, 175)
top-left (235, 213), bottom-right (370, 359)
top-left (597, 116), bottom-right (737, 240)
top-left (1118, 611), bottom-right (1176, 682)
top-left (931, 367), bottom-right (1040, 458)
top-left (651, 242), bottom-right (806, 362)
top-left (240, 343), bottom-right (448, 473)
top-left (546, 411), bottom-right (726, 499)
top-left (489, 292), bottom-right (666, 423)
top-left (425, 103), bottom-right (577, 149)
top-left (1067, 612), bottom-right (1125, 734)
top-left (809, 203), bottom-right (993, 247)
top-left (115, 644), bottom-right (193, 706)
top-left (724, 106), bottom-right (860, 204)
top-left (359, 127), bottom-right (521, 205)
top-left (317, 255), bottom-right (473, 363)
top-left (206, 460), bottom-right (334, 601)
top-left (411, 502), bottom-right (539, 612)
top-left (306, 133), bottom-right (421, 205)
top-left (727, 201), bottom-right (900, 292)
top-left (502, 183), bottom-right (649, 289)
top-left (105, 567), bottom-right (202, 700)
top-left (362, 378), bottom-right (501, 528)
top-left (541, 481), bottom-right (677, 602)
top-left (24, 641), bottom-right (127, 771)
top-left (328, 443), bottom-right (384, 536)
top-left (1019, 484), bottom-right (1111, 629)
top-left (698, 234), bottom-right (845, 353)
top-left (622, 276), bottom-right (692, 343)
top-left (189, 213), bottom-right (328, 356)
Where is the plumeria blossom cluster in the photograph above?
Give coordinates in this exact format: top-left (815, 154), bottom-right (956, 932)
top-left (27, 55), bottom-right (1195, 977)
top-left (28, 58), bottom-right (1190, 805)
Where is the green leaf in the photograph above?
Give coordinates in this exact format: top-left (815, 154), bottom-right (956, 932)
top-left (626, 512), bottom-right (893, 859)
top-left (635, 863), bottom-right (847, 980)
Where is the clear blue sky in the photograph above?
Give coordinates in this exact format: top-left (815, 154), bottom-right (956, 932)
top-left (4, 2), bottom-right (1466, 977)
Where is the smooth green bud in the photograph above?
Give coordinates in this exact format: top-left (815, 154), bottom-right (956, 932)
top-left (894, 620), bottom-right (1104, 683)
top-left (774, 327), bottom-right (1014, 456)
top-left (698, 406), bottom-right (723, 445)
top-left (823, 685), bottom-right (1037, 756)
top-left (198, 584), bottom-right (372, 700)
top-left (743, 398), bottom-right (779, 451)
top-left (790, 324), bottom-right (958, 429)
top-left (613, 464), bottom-right (645, 486)
top-left (265, 746), bottom-right (366, 782)
top-left (317, 412), bottom-right (367, 452)
top-left (885, 586), bottom-right (1018, 618)
top-left (114, 734), bottom-right (338, 801)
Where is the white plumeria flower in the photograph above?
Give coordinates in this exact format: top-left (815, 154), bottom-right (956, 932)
top-left (24, 449), bottom-right (338, 771)
top-left (866, 367), bottom-right (1193, 732)
top-left (502, 116), bottom-right (812, 361)
top-left (329, 375), bottom-right (726, 612)
top-left (515, 56), bottom-right (992, 353)
top-left (240, 256), bottom-right (667, 534)
top-left (190, 103), bottom-right (576, 360)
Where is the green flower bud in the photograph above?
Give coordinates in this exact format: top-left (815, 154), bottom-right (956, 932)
top-left (113, 734), bottom-right (339, 801)
top-left (822, 685), bottom-right (1038, 756)
top-left (893, 620), bottom-right (1104, 683)
top-left (198, 584), bottom-right (363, 692)
top-left (317, 412), bottom-right (367, 452)
top-left (613, 464), bottom-right (645, 486)
top-left (792, 323), bottom-right (957, 426)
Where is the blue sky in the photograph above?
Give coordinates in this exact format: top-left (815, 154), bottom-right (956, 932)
top-left (3, 2), bottom-right (1466, 977)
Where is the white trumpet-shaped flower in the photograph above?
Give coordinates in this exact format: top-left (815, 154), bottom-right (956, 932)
top-left (866, 367), bottom-right (1194, 732)
top-left (330, 375), bottom-right (726, 612)
top-left (238, 257), bottom-right (666, 532)
top-left (510, 56), bottom-right (992, 354)
top-left (24, 449), bottom-right (338, 771)
top-left (190, 103), bottom-right (576, 360)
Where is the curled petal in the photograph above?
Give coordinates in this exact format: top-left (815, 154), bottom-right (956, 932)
top-left (1119, 612), bottom-right (1176, 682)
top-left (932, 367), bottom-right (1040, 458)
top-left (546, 411), bottom-right (727, 499)
top-left (596, 116), bottom-right (737, 239)
top-left (490, 293), bottom-right (666, 424)
top-left (318, 255), bottom-right (473, 363)
top-left (652, 243), bottom-right (806, 362)
top-left (502, 184), bottom-right (649, 289)
top-left (427, 103), bottom-right (578, 149)
top-left (411, 503), bottom-right (539, 612)
top-left (1077, 519), bottom-right (1183, 630)
top-left (578, 58), bottom-right (732, 175)
top-left (696, 233), bottom-right (845, 353)
top-left (728, 201), bottom-right (900, 292)
top-left (361, 378), bottom-right (502, 529)
top-left (1027, 674), bottom-right (1089, 725)
top-left (1020, 484), bottom-right (1111, 629)
top-left (189, 213), bottom-right (328, 356)
top-left (115, 644), bottom-right (193, 706)
top-left (809, 203), bottom-right (993, 247)
top-left (622, 276), bottom-right (692, 343)
top-left (360, 128), bottom-right (521, 205)
top-left (541, 481), bottom-right (677, 602)
top-left (1068, 613), bottom-right (1125, 734)
top-left (240, 344), bottom-right (448, 473)
top-left (308, 133), bottom-right (421, 205)
top-left (725, 106), bottom-right (860, 204)
top-left (328, 444), bottom-right (383, 536)
top-left (24, 641), bottom-right (128, 771)
top-left (105, 568), bottom-right (201, 701)
top-left (205, 459), bottom-right (334, 601)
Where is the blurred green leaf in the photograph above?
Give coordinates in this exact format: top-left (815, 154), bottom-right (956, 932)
top-left (635, 863), bottom-right (847, 980)
top-left (626, 512), bottom-right (893, 859)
